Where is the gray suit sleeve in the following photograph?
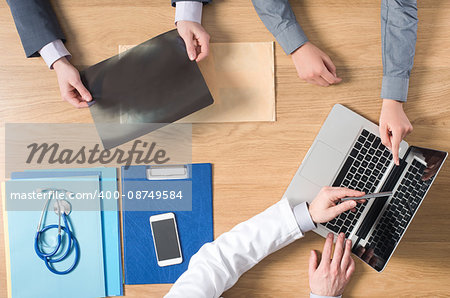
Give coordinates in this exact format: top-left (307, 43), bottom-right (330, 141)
top-left (251, 0), bottom-right (308, 55)
top-left (380, 0), bottom-right (418, 102)
top-left (6, 0), bottom-right (65, 58)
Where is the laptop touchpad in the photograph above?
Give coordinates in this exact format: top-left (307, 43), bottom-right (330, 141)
top-left (300, 141), bottom-right (344, 187)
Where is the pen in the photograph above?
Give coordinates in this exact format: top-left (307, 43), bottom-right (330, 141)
top-left (341, 191), bottom-right (393, 201)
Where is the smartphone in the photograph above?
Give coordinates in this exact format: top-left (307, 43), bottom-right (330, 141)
top-left (149, 212), bottom-right (183, 267)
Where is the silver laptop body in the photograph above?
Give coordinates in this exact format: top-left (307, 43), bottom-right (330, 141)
top-left (284, 104), bottom-right (447, 271)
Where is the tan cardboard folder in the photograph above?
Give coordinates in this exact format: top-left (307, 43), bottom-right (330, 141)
top-left (119, 41), bottom-right (275, 123)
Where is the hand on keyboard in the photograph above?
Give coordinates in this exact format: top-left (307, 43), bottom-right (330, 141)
top-left (309, 233), bottom-right (355, 297)
top-left (309, 187), bottom-right (365, 223)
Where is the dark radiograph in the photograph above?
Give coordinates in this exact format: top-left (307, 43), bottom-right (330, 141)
top-left (81, 29), bottom-right (214, 149)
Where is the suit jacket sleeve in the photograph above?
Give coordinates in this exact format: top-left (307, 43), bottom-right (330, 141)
top-left (7, 0), bottom-right (66, 58)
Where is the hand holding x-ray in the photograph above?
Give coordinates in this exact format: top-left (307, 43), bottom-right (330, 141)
top-left (176, 20), bottom-right (210, 62)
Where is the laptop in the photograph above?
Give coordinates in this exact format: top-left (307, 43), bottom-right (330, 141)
top-left (284, 104), bottom-right (447, 272)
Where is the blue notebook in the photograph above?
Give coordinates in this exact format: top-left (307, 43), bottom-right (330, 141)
top-left (5, 177), bottom-right (105, 298)
top-left (12, 168), bottom-right (122, 296)
top-left (122, 163), bottom-right (213, 284)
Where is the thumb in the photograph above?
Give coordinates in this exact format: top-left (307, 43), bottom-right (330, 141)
top-left (309, 250), bottom-right (318, 276)
top-left (73, 80), bottom-right (92, 102)
top-left (181, 33), bottom-right (197, 61)
top-left (331, 200), bottom-right (356, 217)
top-left (321, 53), bottom-right (336, 75)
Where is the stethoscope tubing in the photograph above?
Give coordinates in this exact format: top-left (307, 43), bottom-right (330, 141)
top-left (34, 190), bottom-right (79, 275)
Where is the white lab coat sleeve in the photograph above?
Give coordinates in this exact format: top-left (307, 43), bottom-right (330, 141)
top-left (165, 198), bottom-right (305, 298)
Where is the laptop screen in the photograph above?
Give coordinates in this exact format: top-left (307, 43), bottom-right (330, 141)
top-left (352, 147), bottom-right (447, 271)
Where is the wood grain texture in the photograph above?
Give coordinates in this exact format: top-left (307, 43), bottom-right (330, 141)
top-left (1, 0), bottom-right (450, 297)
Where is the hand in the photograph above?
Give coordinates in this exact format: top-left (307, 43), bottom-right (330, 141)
top-left (291, 42), bottom-right (342, 87)
top-left (379, 99), bottom-right (413, 165)
top-left (308, 187), bottom-right (365, 223)
top-left (176, 20), bottom-right (210, 62)
top-left (53, 57), bottom-right (92, 108)
top-left (309, 233), bottom-right (355, 296)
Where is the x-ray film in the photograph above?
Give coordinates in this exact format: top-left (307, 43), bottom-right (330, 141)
top-left (119, 42), bottom-right (276, 123)
top-left (80, 29), bottom-right (213, 149)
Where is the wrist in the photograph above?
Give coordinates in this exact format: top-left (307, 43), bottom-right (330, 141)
top-left (176, 20), bottom-right (194, 27)
top-left (52, 57), bottom-right (69, 72)
top-left (382, 99), bottom-right (404, 113)
top-left (382, 98), bottom-right (403, 107)
top-left (307, 201), bottom-right (320, 224)
top-left (291, 41), bottom-right (310, 57)
top-left (293, 202), bottom-right (317, 233)
top-left (311, 291), bottom-right (342, 298)
top-left (308, 206), bottom-right (317, 224)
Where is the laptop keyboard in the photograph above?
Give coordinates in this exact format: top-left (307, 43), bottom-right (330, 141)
top-left (367, 159), bottom-right (429, 260)
top-left (324, 129), bottom-right (393, 237)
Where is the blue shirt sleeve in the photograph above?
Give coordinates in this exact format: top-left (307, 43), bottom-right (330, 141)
top-left (251, 0), bottom-right (308, 55)
top-left (380, 0), bottom-right (418, 102)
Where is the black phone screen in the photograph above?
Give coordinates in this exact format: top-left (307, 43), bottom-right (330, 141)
top-left (151, 218), bottom-right (181, 261)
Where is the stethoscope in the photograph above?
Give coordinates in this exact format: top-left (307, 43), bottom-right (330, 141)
top-left (34, 188), bottom-right (79, 275)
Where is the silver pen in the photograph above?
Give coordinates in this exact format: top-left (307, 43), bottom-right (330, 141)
top-left (340, 191), bottom-right (393, 201)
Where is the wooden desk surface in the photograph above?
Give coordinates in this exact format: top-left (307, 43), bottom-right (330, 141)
top-left (1, 1), bottom-right (450, 297)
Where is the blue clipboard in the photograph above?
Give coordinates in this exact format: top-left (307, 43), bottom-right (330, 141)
top-left (122, 163), bottom-right (213, 284)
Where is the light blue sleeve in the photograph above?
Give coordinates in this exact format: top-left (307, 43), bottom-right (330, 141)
top-left (380, 0), bottom-right (418, 102)
top-left (251, 0), bottom-right (308, 55)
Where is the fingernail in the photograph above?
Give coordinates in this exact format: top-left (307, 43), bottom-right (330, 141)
top-left (189, 53), bottom-right (195, 60)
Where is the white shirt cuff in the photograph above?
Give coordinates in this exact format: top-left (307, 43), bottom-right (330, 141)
top-left (292, 202), bottom-right (317, 233)
top-left (175, 1), bottom-right (203, 24)
top-left (38, 39), bottom-right (71, 69)
top-left (310, 293), bottom-right (342, 298)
